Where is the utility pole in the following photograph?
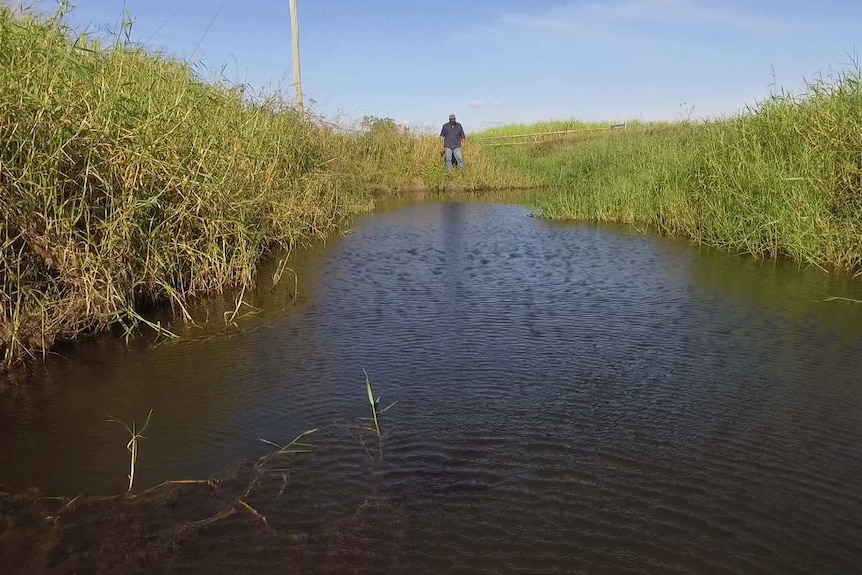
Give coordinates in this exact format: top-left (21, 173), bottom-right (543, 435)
top-left (288, 0), bottom-right (304, 112)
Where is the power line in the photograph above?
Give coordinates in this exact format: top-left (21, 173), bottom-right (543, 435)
top-left (145, 0), bottom-right (191, 45)
top-left (191, 0), bottom-right (227, 60)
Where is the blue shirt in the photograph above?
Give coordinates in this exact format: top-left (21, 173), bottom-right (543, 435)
top-left (440, 122), bottom-right (466, 149)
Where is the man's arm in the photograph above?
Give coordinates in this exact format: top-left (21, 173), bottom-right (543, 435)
top-left (459, 125), bottom-right (466, 147)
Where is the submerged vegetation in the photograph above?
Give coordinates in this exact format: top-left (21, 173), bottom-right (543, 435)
top-left (483, 73), bottom-right (862, 275)
top-left (0, 5), bottom-right (532, 368)
top-left (0, 372), bottom-right (407, 573)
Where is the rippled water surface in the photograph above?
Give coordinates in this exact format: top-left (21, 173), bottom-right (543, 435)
top-left (3, 195), bottom-right (862, 574)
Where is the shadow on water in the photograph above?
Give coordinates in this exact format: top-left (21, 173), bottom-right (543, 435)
top-left (2, 189), bottom-right (862, 574)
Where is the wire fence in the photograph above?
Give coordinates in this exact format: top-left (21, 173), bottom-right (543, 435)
top-left (475, 123), bottom-right (627, 147)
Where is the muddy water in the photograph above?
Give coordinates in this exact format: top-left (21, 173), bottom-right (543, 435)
top-left (2, 194), bottom-right (862, 574)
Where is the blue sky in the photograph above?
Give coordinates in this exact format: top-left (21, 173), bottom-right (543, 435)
top-left (36, 0), bottom-right (862, 132)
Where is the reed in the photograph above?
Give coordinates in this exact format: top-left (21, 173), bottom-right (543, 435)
top-left (0, 5), bottom-right (361, 365)
top-left (107, 408), bottom-right (154, 496)
top-left (257, 427), bottom-right (318, 500)
top-left (258, 428), bottom-right (319, 465)
top-left (360, 369), bottom-right (396, 439)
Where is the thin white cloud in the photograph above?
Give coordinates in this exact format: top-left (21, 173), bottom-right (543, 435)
top-left (452, 0), bottom-right (857, 123)
top-left (469, 100), bottom-right (505, 108)
top-left (467, 88), bottom-right (763, 126)
top-left (470, 0), bottom-right (843, 41)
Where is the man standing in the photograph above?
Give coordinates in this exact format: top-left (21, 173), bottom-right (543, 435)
top-left (440, 113), bottom-right (466, 176)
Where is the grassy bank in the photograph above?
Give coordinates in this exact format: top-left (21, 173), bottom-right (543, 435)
top-left (0, 6), bottom-right (533, 367)
top-left (485, 78), bottom-right (862, 275)
top-left (341, 115), bottom-right (539, 193)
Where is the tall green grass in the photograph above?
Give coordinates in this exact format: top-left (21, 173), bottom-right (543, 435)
top-left (0, 6), bottom-right (358, 364)
top-left (489, 123), bottom-right (698, 230)
top-left (0, 6), bottom-right (533, 367)
top-left (688, 77), bottom-right (862, 270)
top-left (487, 76), bottom-right (862, 275)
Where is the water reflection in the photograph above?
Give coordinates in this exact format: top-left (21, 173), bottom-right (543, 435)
top-left (2, 193), bottom-right (862, 574)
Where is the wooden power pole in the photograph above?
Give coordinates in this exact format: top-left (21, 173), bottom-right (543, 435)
top-left (288, 0), bottom-right (304, 112)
